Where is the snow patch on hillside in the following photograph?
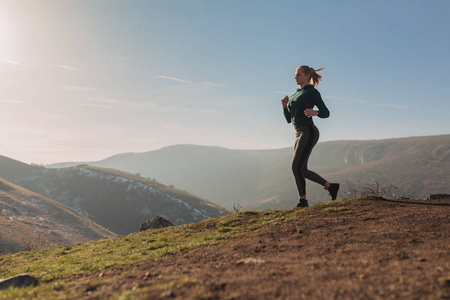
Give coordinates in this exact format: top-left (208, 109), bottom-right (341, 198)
top-left (78, 167), bottom-right (210, 222)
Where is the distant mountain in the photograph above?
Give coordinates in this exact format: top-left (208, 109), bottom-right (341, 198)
top-left (0, 178), bottom-right (116, 254)
top-left (48, 135), bottom-right (450, 210)
top-left (0, 156), bottom-right (229, 235)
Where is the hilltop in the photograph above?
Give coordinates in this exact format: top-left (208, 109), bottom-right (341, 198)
top-left (48, 134), bottom-right (450, 210)
top-left (0, 195), bottom-right (448, 299)
top-left (0, 178), bottom-right (116, 254)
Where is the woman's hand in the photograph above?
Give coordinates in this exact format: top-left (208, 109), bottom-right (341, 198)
top-left (281, 96), bottom-right (289, 108)
top-left (304, 109), bottom-right (318, 118)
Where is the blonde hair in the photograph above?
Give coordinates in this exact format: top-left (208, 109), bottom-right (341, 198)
top-left (299, 65), bottom-right (325, 87)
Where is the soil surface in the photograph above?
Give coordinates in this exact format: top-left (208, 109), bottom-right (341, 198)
top-left (78, 197), bottom-right (449, 299)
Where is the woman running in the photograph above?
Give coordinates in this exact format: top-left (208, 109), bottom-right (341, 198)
top-left (281, 65), bottom-right (339, 208)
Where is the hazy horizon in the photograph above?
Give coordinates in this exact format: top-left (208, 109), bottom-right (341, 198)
top-left (1, 1), bottom-right (449, 164)
top-left (40, 133), bottom-right (448, 166)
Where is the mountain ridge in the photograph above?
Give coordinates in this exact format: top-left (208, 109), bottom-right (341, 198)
top-left (47, 134), bottom-right (450, 209)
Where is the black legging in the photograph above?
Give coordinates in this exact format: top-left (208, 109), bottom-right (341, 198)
top-left (292, 124), bottom-right (327, 197)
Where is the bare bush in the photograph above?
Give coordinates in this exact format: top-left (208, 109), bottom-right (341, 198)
top-left (344, 179), bottom-right (417, 199)
top-left (19, 231), bottom-right (46, 252)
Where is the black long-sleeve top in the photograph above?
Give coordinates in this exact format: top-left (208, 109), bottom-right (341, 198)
top-left (283, 84), bottom-right (329, 129)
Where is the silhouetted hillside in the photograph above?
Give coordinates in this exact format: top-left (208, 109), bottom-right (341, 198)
top-left (0, 178), bottom-right (116, 254)
top-left (0, 159), bottom-right (228, 235)
top-left (48, 135), bottom-right (450, 209)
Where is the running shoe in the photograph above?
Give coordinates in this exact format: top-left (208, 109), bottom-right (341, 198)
top-left (328, 183), bottom-right (340, 200)
top-left (294, 199), bottom-right (309, 208)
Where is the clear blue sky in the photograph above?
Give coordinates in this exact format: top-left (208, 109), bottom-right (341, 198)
top-left (1, 0), bottom-right (449, 164)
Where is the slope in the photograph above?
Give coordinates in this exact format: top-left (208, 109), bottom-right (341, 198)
top-left (0, 161), bottom-right (229, 235)
top-left (0, 195), bottom-right (448, 299)
top-left (0, 178), bottom-right (116, 255)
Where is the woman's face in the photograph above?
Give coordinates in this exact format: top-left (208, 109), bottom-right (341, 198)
top-left (295, 68), bottom-right (310, 87)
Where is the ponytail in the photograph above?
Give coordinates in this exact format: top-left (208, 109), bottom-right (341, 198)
top-left (299, 65), bottom-right (325, 87)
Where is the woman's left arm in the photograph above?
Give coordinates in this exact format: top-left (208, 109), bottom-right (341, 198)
top-left (304, 90), bottom-right (329, 118)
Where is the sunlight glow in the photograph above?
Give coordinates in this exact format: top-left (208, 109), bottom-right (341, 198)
top-left (0, 12), bottom-right (16, 56)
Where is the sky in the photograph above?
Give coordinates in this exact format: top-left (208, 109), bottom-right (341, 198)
top-left (0, 0), bottom-right (449, 164)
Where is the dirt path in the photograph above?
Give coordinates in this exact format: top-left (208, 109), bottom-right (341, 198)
top-left (79, 197), bottom-right (449, 299)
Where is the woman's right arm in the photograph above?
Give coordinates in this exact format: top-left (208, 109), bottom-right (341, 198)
top-left (281, 96), bottom-right (291, 123)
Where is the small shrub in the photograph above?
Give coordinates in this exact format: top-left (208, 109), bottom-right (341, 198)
top-left (233, 203), bottom-right (242, 212)
top-left (344, 179), bottom-right (415, 199)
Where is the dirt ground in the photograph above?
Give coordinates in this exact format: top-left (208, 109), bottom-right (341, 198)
top-left (78, 196), bottom-right (449, 300)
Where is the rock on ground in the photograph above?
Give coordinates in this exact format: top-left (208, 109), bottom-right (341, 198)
top-left (0, 274), bottom-right (37, 290)
top-left (139, 216), bottom-right (174, 231)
